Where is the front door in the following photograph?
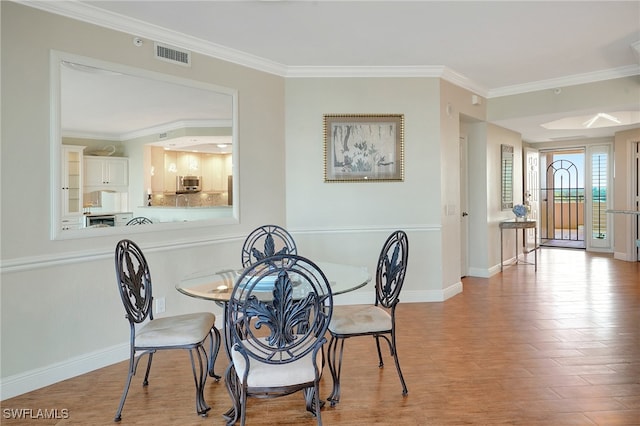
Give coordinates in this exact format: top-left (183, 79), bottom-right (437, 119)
top-left (540, 149), bottom-right (586, 249)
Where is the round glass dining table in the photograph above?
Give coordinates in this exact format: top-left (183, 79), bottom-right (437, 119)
top-left (176, 261), bottom-right (372, 303)
top-left (176, 261), bottom-right (370, 424)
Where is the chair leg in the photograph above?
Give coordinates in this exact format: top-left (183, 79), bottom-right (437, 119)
top-left (326, 335), bottom-right (345, 406)
top-left (239, 385), bottom-right (248, 426)
top-left (208, 327), bottom-right (222, 380)
top-left (114, 353), bottom-right (136, 422)
top-left (374, 335), bottom-right (385, 368)
top-left (142, 351), bottom-right (154, 386)
top-left (189, 346), bottom-right (211, 416)
top-left (391, 330), bottom-right (408, 396)
top-left (301, 385), bottom-right (323, 425)
top-left (222, 364), bottom-right (241, 426)
top-left (377, 332), bottom-right (409, 396)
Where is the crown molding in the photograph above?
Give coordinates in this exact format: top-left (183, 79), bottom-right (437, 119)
top-left (488, 64), bottom-right (640, 98)
top-left (286, 65), bottom-right (488, 96)
top-left (121, 119), bottom-right (232, 141)
top-left (285, 65), bottom-right (487, 96)
top-left (62, 119), bottom-right (233, 142)
top-left (285, 65), bottom-right (445, 78)
top-left (19, 1), bottom-right (639, 98)
top-left (19, 0), bottom-right (289, 76)
top-left (440, 67), bottom-right (488, 97)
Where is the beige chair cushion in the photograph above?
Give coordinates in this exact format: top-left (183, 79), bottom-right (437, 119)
top-left (231, 337), bottom-right (322, 388)
top-left (328, 305), bottom-right (391, 335)
top-left (136, 312), bottom-right (215, 348)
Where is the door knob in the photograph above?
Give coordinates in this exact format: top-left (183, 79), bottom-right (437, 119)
top-left (462, 212), bottom-right (469, 217)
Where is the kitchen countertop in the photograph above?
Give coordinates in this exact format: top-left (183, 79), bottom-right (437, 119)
top-left (83, 211), bottom-right (133, 217)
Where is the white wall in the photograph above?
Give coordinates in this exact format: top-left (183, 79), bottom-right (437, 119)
top-left (1, 2), bottom-right (286, 399)
top-left (487, 124), bottom-right (524, 271)
top-left (284, 77), bottom-right (446, 301)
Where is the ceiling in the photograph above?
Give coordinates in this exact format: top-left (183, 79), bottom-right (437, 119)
top-left (29, 0), bottom-right (640, 143)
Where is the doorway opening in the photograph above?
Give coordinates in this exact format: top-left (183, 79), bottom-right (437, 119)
top-left (540, 149), bottom-right (586, 249)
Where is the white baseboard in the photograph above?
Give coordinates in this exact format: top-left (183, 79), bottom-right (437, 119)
top-left (614, 251), bottom-right (633, 261)
top-left (1, 343), bottom-right (129, 401)
top-left (403, 282), bottom-right (462, 302)
top-left (467, 263), bottom-right (503, 278)
top-left (443, 281), bottom-right (463, 301)
top-left (468, 267), bottom-right (490, 278)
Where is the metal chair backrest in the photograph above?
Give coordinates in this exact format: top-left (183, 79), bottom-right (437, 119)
top-left (126, 217), bottom-right (152, 225)
top-left (375, 230), bottom-right (409, 309)
top-left (241, 225), bottom-right (297, 268)
top-left (115, 239), bottom-right (153, 324)
top-left (227, 254), bottom-right (333, 365)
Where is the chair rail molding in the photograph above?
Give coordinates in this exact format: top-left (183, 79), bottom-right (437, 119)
top-left (0, 234), bottom-right (245, 273)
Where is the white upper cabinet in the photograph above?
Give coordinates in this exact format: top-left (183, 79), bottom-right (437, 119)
top-left (61, 145), bottom-right (85, 225)
top-left (201, 153), bottom-right (232, 191)
top-left (84, 157), bottom-right (129, 189)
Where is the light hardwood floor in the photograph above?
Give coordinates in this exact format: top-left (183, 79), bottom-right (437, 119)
top-left (2, 248), bottom-right (639, 425)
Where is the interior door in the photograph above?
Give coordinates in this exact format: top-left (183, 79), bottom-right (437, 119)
top-left (460, 136), bottom-right (469, 277)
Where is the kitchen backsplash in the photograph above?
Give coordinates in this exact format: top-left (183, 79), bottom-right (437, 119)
top-left (149, 191), bottom-right (229, 207)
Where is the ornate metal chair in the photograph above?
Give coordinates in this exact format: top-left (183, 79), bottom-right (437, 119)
top-left (223, 254), bottom-right (333, 426)
top-left (126, 216), bottom-right (152, 225)
top-left (113, 239), bottom-right (221, 422)
top-left (241, 224), bottom-right (297, 267)
top-left (326, 230), bottom-right (409, 406)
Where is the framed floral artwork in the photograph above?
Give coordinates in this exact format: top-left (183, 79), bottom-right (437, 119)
top-left (323, 114), bottom-right (404, 182)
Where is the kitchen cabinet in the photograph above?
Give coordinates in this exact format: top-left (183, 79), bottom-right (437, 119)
top-left (150, 150), bottom-right (231, 194)
top-left (201, 154), bottom-right (217, 191)
top-left (178, 152), bottom-right (201, 175)
top-left (60, 217), bottom-right (83, 231)
top-left (201, 153), bottom-right (231, 191)
top-left (149, 146), bottom-right (165, 193)
top-left (115, 213), bottom-right (133, 226)
top-left (60, 145), bottom-right (85, 228)
top-left (84, 157), bottom-right (129, 188)
top-left (163, 151), bottom-right (178, 193)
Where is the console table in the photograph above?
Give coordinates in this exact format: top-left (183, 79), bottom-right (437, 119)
top-left (500, 219), bottom-right (537, 271)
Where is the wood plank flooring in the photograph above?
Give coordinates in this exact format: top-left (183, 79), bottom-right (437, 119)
top-left (2, 248), bottom-right (639, 425)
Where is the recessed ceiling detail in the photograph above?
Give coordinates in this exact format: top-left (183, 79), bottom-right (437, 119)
top-left (541, 111), bottom-right (640, 130)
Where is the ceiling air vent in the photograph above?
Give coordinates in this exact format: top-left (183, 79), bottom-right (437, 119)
top-left (154, 42), bottom-right (191, 66)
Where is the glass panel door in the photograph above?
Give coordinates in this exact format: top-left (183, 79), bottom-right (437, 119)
top-left (586, 145), bottom-right (612, 250)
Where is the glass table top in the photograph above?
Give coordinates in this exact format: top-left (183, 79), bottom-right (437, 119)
top-left (177, 261), bottom-right (371, 302)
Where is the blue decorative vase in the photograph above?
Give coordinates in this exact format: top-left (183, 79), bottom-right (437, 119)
top-left (512, 204), bottom-right (528, 220)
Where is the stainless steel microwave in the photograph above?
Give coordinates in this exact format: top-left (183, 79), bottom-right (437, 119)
top-left (176, 175), bottom-right (201, 194)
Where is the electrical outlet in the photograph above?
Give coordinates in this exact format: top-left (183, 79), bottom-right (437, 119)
top-left (155, 297), bottom-right (166, 314)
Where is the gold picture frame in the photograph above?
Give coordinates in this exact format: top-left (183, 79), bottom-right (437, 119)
top-left (323, 114), bottom-right (404, 182)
